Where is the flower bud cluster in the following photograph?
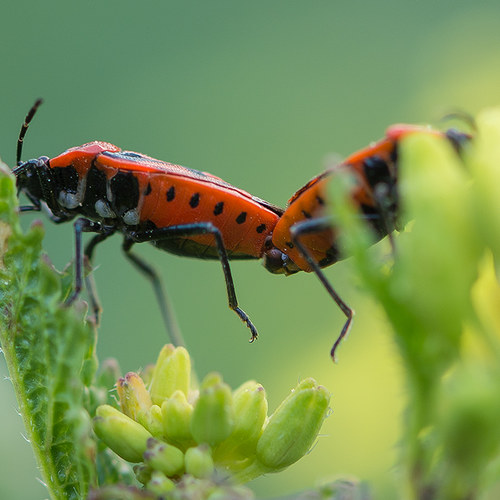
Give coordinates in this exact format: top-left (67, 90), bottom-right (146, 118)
top-left (94, 344), bottom-right (330, 490)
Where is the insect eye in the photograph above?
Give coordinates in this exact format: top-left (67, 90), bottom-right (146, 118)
top-left (263, 247), bottom-right (287, 274)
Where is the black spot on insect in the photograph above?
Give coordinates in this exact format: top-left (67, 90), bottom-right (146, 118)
top-left (143, 219), bottom-right (158, 231)
top-left (286, 241), bottom-right (294, 249)
top-left (319, 245), bottom-right (340, 267)
top-left (256, 223), bottom-right (266, 233)
top-left (360, 204), bottom-right (386, 236)
top-left (362, 155), bottom-right (391, 187)
top-left (144, 182), bottom-right (152, 196)
top-left (190, 192), bottom-right (200, 208)
top-left (390, 145), bottom-right (399, 164)
top-left (110, 171), bottom-right (140, 216)
top-left (316, 195), bottom-right (325, 206)
top-left (236, 211), bottom-right (247, 224)
top-left (214, 201), bottom-right (224, 216)
top-left (166, 186), bottom-right (175, 202)
top-left (81, 162), bottom-right (108, 218)
top-left (301, 210), bottom-right (312, 219)
top-left (52, 166), bottom-right (79, 194)
top-left (360, 203), bottom-right (379, 217)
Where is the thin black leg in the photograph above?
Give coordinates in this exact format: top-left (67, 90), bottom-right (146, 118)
top-left (19, 204), bottom-right (41, 213)
top-left (122, 238), bottom-right (186, 348)
top-left (290, 216), bottom-right (354, 362)
top-left (18, 205), bottom-right (112, 322)
top-left (81, 228), bottom-right (117, 323)
top-left (19, 203), bottom-right (74, 224)
top-left (125, 222), bottom-right (258, 342)
top-left (65, 218), bottom-right (113, 320)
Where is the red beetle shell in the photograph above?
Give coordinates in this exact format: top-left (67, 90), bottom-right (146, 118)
top-left (49, 141), bottom-right (283, 259)
top-left (271, 125), bottom-right (436, 272)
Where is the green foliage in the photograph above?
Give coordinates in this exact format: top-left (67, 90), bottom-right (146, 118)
top-left (0, 162), bottom-right (97, 499)
top-left (329, 109), bottom-right (500, 499)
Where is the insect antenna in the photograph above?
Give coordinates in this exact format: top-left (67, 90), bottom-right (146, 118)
top-left (16, 98), bottom-right (43, 165)
top-left (440, 109), bottom-right (477, 133)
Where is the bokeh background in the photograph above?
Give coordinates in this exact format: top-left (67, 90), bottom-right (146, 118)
top-left (1, 1), bottom-right (500, 498)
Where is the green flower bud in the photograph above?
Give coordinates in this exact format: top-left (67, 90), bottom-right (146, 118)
top-left (191, 373), bottom-right (234, 447)
top-left (256, 378), bottom-right (330, 470)
top-left (185, 444), bottom-right (215, 479)
top-left (143, 437), bottom-right (184, 477)
top-left (137, 404), bottom-right (164, 438)
top-left (215, 380), bottom-right (267, 462)
top-left (396, 133), bottom-right (479, 349)
top-left (117, 372), bottom-right (152, 420)
top-left (161, 390), bottom-right (194, 448)
top-left (133, 463), bottom-right (153, 485)
top-left (94, 404), bottom-right (152, 463)
top-left (470, 109), bottom-right (500, 256)
top-left (147, 471), bottom-right (175, 496)
top-left (150, 344), bottom-right (191, 405)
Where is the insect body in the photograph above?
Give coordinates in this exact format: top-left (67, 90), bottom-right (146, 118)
top-left (14, 100), bottom-right (283, 345)
top-left (14, 100), bottom-right (471, 361)
top-left (263, 124), bottom-right (471, 359)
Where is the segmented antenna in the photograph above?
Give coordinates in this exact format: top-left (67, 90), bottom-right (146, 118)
top-left (16, 98), bottom-right (43, 165)
top-left (441, 110), bottom-right (477, 133)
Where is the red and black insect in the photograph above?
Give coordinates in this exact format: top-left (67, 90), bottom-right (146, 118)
top-left (14, 100), bottom-right (470, 360)
top-left (262, 124), bottom-right (471, 359)
top-left (14, 99), bottom-right (284, 346)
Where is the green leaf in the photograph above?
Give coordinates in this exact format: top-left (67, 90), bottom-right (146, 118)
top-left (0, 163), bottom-right (97, 499)
top-left (328, 116), bottom-right (500, 499)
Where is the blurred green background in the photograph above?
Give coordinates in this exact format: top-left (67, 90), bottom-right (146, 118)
top-left (1, 1), bottom-right (500, 498)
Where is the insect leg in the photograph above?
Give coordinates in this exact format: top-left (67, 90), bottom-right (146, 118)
top-left (79, 227), bottom-right (117, 324)
top-left (19, 204), bottom-right (41, 213)
top-left (18, 197), bottom-right (73, 224)
top-left (290, 216), bottom-right (354, 362)
top-left (65, 218), bottom-right (113, 316)
top-left (126, 222), bottom-right (258, 342)
top-left (122, 238), bottom-right (185, 348)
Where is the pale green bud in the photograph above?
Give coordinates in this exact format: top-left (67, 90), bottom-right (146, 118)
top-left (117, 372), bottom-right (152, 420)
top-left (185, 444), bottom-right (215, 479)
top-left (397, 133), bottom-right (479, 351)
top-left (94, 404), bottom-right (152, 463)
top-left (190, 373), bottom-right (234, 446)
top-left (470, 109), bottom-right (500, 256)
top-left (150, 344), bottom-right (191, 405)
top-left (215, 380), bottom-right (267, 461)
top-left (143, 437), bottom-right (184, 477)
top-left (147, 471), bottom-right (175, 495)
top-left (137, 404), bottom-right (164, 438)
top-left (133, 463), bottom-right (152, 485)
top-left (256, 378), bottom-right (330, 470)
top-left (161, 390), bottom-right (194, 448)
